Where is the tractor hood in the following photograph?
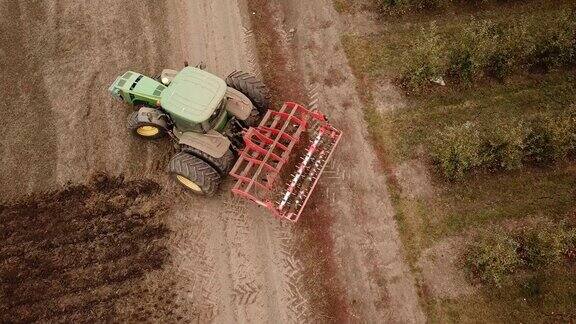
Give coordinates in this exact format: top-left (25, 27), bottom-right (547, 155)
top-left (160, 67), bottom-right (227, 124)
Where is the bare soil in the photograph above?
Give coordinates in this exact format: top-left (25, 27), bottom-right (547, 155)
top-left (416, 237), bottom-right (476, 299)
top-left (0, 174), bottom-right (171, 322)
top-left (248, 1), bottom-right (350, 320)
top-left (264, 0), bottom-right (426, 321)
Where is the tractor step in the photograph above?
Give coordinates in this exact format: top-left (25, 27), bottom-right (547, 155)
top-left (229, 102), bottom-right (342, 222)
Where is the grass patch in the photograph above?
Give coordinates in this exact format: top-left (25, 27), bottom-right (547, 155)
top-left (375, 0), bottom-right (533, 15)
top-left (428, 267), bottom-right (576, 322)
top-left (332, 0), bottom-right (355, 13)
top-left (405, 164), bottom-right (576, 255)
top-left (344, 31), bottom-right (576, 164)
top-left (340, 0), bottom-right (576, 321)
top-left (396, 73), bottom-right (575, 161)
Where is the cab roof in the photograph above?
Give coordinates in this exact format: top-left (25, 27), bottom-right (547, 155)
top-left (160, 67), bottom-right (227, 123)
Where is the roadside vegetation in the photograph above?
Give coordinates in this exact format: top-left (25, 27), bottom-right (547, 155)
top-left (337, 0), bottom-right (576, 321)
top-left (401, 11), bottom-right (576, 90)
top-left (375, 0), bottom-right (548, 14)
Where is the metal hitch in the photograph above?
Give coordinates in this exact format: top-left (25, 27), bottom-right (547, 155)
top-left (229, 102), bottom-right (342, 222)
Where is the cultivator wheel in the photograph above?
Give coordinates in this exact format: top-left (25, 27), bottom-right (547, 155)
top-left (229, 102), bottom-right (342, 222)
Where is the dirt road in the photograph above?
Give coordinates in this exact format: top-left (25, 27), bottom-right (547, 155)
top-left (1, 0), bottom-right (423, 322)
top-left (251, 0), bottom-right (426, 322)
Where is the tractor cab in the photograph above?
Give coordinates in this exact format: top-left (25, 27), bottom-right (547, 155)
top-left (159, 67), bottom-right (228, 132)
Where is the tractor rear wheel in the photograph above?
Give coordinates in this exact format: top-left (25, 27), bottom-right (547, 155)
top-left (168, 152), bottom-right (221, 196)
top-left (226, 70), bottom-right (271, 114)
top-left (181, 145), bottom-right (236, 176)
top-left (128, 111), bottom-right (166, 139)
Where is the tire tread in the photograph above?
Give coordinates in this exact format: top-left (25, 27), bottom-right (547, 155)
top-left (225, 70), bottom-right (271, 113)
top-left (168, 152), bottom-right (221, 195)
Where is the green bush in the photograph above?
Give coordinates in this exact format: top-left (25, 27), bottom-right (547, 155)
top-left (430, 122), bottom-right (482, 179)
top-left (479, 121), bottom-right (524, 171)
top-left (516, 219), bottom-right (564, 269)
top-left (375, 0), bottom-right (507, 13)
top-left (375, 0), bottom-right (443, 13)
top-left (523, 112), bottom-right (576, 163)
top-left (466, 220), bottom-right (576, 287)
top-left (474, 21), bottom-right (515, 80)
top-left (563, 228), bottom-right (576, 256)
top-left (400, 10), bottom-right (576, 90)
top-left (522, 11), bottom-right (576, 71)
top-left (551, 108), bottom-right (576, 158)
top-left (447, 41), bottom-right (477, 82)
top-left (465, 226), bottom-right (521, 287)
top-left (523, 117), bottom-right (557, 165)
top-left (432, 110), bottom-right (576, 179)
top-left (401, 24), bottom-right (447, 90)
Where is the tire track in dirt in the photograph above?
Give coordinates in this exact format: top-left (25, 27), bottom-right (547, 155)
top-left (249, 12), bottom-right (315, 319)
top-left (0, 0), bottom-right (311, 321)
top-left (134, 2), bottom-right (313, 322)
top-left (245, 1), bottom-right (353, 322)
top-left (0, 1), bottom-right (57, 201)
top-left (277, 0), bottom-right (426, 322)
top-left (160, 186), bottom-right (300, 322)
top-left (0, 0), bottom-right (176, 202)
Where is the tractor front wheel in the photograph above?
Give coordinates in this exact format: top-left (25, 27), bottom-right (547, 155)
top-left (127, 111), bottom-right (166, 139)
top-left (168, 152), bottom-right (221, 196)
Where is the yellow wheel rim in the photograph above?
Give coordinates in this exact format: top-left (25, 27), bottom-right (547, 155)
top-left (137, 125), bottom-right (159, 137)
top-left (176, 175), bottom-right (202, 192)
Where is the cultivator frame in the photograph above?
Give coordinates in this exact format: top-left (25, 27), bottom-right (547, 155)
top-left (229, 102), bottom-right (342, 222)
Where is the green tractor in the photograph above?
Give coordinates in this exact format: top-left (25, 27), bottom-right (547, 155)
top-left (108, 65), bottom-right (270, 195)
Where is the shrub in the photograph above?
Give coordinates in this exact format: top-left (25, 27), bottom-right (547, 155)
top-left (375, 0), bottom-right (443, 13)
top-left (522, 114), bottom-right (576, 164)
top-left (548, 115), bottom-right (576, 160)
top-left (400, 9), bottom-right (576, 89)
top-left (447, 35), bottom-right (478, 82)
top-left (516, 219), bottom-right (564, 269)
top-left (431, 122), bottom-right (482, 179)
top-left (375, 0), bottom-right (510, 13)
top-left (522, 11), bottom-right (576, 71)
top-left (474, 21), bottom-right (515, 80)
top-left (401, 24), bottom-right (447, 90)
top-left (563, 227), bottom-right (576, 261)
top-left (522, 117), bottom-right (557, 165)
top-left (465, 219), bottom-right (576, 287)
top-left (465, 226), bottom-right (521, 287)
top-left (479, 120), bottom-right (524, 171)
top-left (431, 110), bottom-right (576, 178)
top-left (570, 109), bottom-right (576, 156)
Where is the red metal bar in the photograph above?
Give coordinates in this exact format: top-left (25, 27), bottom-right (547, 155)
top-left (229, 102), bottom-right (342, 222)
top-left (284, 126), bottom-right (342, 222)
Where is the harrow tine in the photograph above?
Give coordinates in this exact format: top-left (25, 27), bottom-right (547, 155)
top-left (229, 102), bottom-right (342, 222)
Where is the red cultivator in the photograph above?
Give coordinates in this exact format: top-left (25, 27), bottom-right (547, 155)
top-left (229, 102), bottom-right (342, 222)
